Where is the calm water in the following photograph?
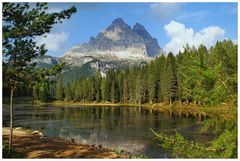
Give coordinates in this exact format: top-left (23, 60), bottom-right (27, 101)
top-left (3, 105), bottom-right (210, 158)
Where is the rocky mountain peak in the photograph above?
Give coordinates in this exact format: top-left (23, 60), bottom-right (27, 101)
top-left (106, 18), bottom-right (131, 32)
top-left (133, 23), bottom-right (152, 40)
top-left (62, 18), bottom-right (163, 70)
top-left (133, 22), bottom-right (162, 57)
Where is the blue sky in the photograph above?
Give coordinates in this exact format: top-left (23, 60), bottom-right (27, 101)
top-left (36, 2), bottom-right (238, 56)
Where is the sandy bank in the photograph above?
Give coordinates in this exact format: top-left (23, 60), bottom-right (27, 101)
top-left (2, 128), bottom-right (124, 158)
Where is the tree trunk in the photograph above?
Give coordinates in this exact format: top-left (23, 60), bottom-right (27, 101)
top-left (8, 89), bottom-right (14, 157)
top-left (170, 98), bottom-right (172, 106)
top-left (150, 100), bottom-right (153, 105)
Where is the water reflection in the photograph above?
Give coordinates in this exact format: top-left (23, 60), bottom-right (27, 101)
top-left (3, 105), bottom-right (208, 158)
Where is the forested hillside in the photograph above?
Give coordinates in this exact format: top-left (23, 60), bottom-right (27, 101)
top-left (30, 40), bottom-right (237, 106)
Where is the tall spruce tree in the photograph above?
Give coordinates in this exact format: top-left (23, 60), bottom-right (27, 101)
top-left (123, 76), bottom-right (129, 103)
top-left (38, 81), bottom-right (49, 103)
top-left (95, 70), bottom-right (102, 102)
top-left (165, 52), bottom-right (178, 105)
top-left (101, 78), bottom-right (107, 102)
top-left (56, 77), bottom-right (64, 100)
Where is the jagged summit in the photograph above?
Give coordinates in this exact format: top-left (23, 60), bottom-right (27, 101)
top-left (133, 22), bottom-right (163, 57)
top-left (63, 18), bottom-right (162, 59)
top-left (106, 18), bottom-right (131, 32)
top-left (34, 18), bottom-right (163, 82)
top-left (133, 23), bottom-right (152, 40)
top-left (61, 18), bottom-right (163, 70)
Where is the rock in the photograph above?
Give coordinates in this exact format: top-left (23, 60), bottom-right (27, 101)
top-left (32, 130), bottom-right (43, 137)
top-left (98, 144), bottom-right (102, 149)
top-left (60, 18), bottom-right (161, 68)
top-left (31, 55), bottom-right (60, 68)
top-left (15, 127), bottom-right (22, 130)
top-left (70, 138), bottom-right (75, 143)
top-left (133, 23), bottom-right (163, 57)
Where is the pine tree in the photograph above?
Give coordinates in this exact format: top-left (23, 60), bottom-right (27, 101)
top-left (101, 78), bottom-right (107, 102)
top-left (157, 55), bottom-right (167, 102)
top-left (56, 78), bottom-right (64, 100)
top-left (123, 77), bottom-right (129, 103)
top-left (176, 51), bottom-right (184, 104)
top-left (38, 81), bottom-right (49, 103)
top-left (165, 52), bottom-right (178, 105)
top-left (64, 83), bottom-right (73, 101)
top-left (135, 74), bottom-right (143, 104)
top-left (110, 80), bottom-right (116, 103)
top-left (2, 2), bottom-right (76, 155)
top-left (128, 68), bottom-right (137, 103)
top-left (74, 80), bottom-right (82, 101)
top-left (148, 61), bottom-right (158, 104)
top-left (95, 70), bottom-right (102, 102)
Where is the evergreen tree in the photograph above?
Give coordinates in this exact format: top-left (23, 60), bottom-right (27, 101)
top-left (148, 61), bottom-right (158, 104)
top-left (101, 78), bottom-right (107, 102)
top-left (123, 77), bottom-right (129, 103)
top-left (157, 55), bottom-right (167, 102)
top-left (135, 74), bottom-right (143, 104)
top-left (56, 78), bottom-right (64, 100)
top-left (64, 83), bottom-right (73, 101)
top-left (74, 80), bottom-right (82, 101)
top-left (95, 70), bottom-right (102, 102)
top-left (2, 2), bottom-right (76, 155)
top-left (128, 68), bottom-right (137, 103)
top-left (165, 52), bottom-right (178, 105)
top-left (110, 80), bottom-right (116, 103)
top-left (38, 81), bottom-right (49, 103)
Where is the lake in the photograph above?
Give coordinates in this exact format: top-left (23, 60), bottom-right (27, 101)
top-left (2, 105), bottom-right (211, 158)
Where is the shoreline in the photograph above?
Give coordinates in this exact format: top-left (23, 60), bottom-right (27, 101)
top-left (34, 100), bottom-right (236, 119)
top-left (34, 100), bottom-right (148, 107)
top-left (3, 98), bottom-right (236, 119)
top-left (2, 127), bottom-right (129, 159)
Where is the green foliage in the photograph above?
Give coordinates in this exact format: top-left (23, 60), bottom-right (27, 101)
top-left (37, 40), bottom-right (237, 106)
top-left (151, 107), bottom-right (237, 158)
top-left (3, 2), bottom-right (76, 79)
top-left (38, 81), bottom-right (49, 102)
top-left (165, 52), bottom-right (178, 105)
top-left (56, 77), bottom-right (64, 100)
top-left (3, 2), bottom-right (76, 96)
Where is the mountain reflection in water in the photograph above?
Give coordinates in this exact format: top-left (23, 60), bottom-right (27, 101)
top-left (3, 105), bottom-right (211, 158)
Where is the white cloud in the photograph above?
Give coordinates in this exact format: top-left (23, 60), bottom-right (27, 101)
top-left (149, 3), bottom-right (182, 20)
top-left (164, 21), bottom-right (225, 54)
top-left (36, 32), bottom-right (69, 52)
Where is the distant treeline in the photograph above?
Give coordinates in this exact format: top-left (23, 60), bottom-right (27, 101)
top-left (5, 40), bottom-right (237, 106)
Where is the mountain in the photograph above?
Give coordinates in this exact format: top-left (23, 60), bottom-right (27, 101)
top-left (133, 23), bottom-right (163, 57)
top-left (61, 18), bottom-right (163, 65)
top-left (31, 55), bottom-right (60, 68)
top-left (33, 18), bottom-right (163, 81)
